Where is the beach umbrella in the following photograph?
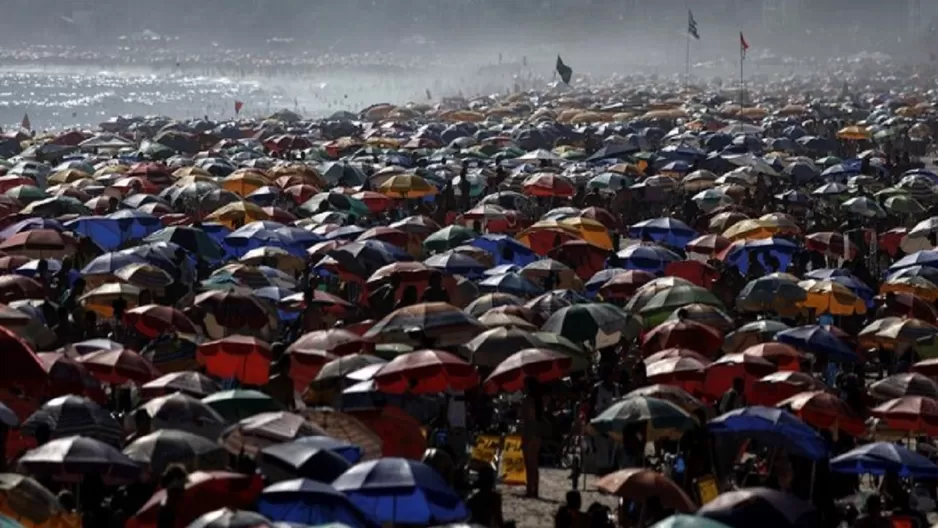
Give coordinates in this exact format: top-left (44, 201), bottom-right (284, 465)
top-left (590, 396), bottom-right (697, 441)
top-left (597, 270), bottom-right (655, 300)
top-left (464, 293), bottom-right (524, 318)
top-left (288, 330), bottom-right (365, 358)
top-left (749, 371), bottom-right (829, 406)
top-left (197, 336), bottom-right (272, 386)
top-left (719, 237), bottom-right (797, 274)
top-left (258, 479), bottom-right (375, 528)
top-left (542, 303), bottom-right (639, 348)
top-left (140, 371), bottom-right (220, 399)
top-left (423, 252), bottom-right (486, 277)
top-left (303, 409), bottom-right (382, 461)
top-left (596, 468), bottom-right (695, 513)
top-left (799, 279), bottom-right (866, 315)
top-left (423, 226), bottom-right (476, 254)
top-left (137, 392), bottom-right (226, 437)
top-left (736, 276), bottom-right (806, 316)
top-left (17, 436), bottom-right (140, 484)
top-left (830, 442), bottom-right (938, 478)
top-left (483, 348), bottom-right (572, 393)
top-left (377, 174), bottom-right (437, 199)
top-left (0, 230), bottom-right (75, 260)
top-left (259, 442), bottom-right (352, 484)
top-left (645, 357), bottom-right (708, 394)
top-left (651, 516), bottom-right (732, 528)
top-left (220, 412), bottom-right (325, 456)
top-left (775, 325), bottom-right (857, 363)
top-left (724, 320), bottom-right (790, 353)
top-left (629, 218), bottom-right (698, 248)
top-left (128, 473), bottom-right (264, 528)
top-left (365, 302), bottom-right (483, 348)
top-left (21, 395), bottom-right (122, 446)
top-left (76, 348), bottom-right (160, 385)
top-left (698, 487), bottom-right (816, 528)
top-left (777, 391), bottom-right (865, 436)
top-left (79, 283), bottom-right (142, 318)
top-left (124, 304), bottom-right (198, 337)
top-left (373, 350), bottom-right (478, 394)
top-left (144, 226), bottom-right (223, 261)
top-left (704, 354), bottom-right (776, 399)
top-left (123, 429), bottom-right (227, 475)
top-left (842, 196), bottom-right (886, 218)
top-left (0, 474), bottom-right (63, 528)
top-left (870, 396), bottom-right (938, 436)
top-left (202, 390), bottom-right (283, 422)
top-left (193, 290), bottom-right (271, 329)
top-left (332, 458), bottom-right (468, 526)
top-left (477, 272), bottom-right (543, 297)
top-left (522, 172), bottom-right (575, 198)
top-left (870, 373), bottom-right (938, 401)
top-left (881, 276), bottom-right (938, 302)
top-left (638, 285), bottom-right (724, 326)
top-left (642, 318), bottom-right (723, 357)
top-left (708, 407), bottom-right (828, 460)
top-left (313, 355), bottom-right (386, 387)
top-left (740, 343), bottom-right (803, 371)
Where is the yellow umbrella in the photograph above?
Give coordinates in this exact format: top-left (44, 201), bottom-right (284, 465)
top-left (722, 219), bottom-right (780, 241)
top-left (559, 217), bottom-right (614, 250)
top-left (47, 169), bottom-right (92, 185)
top-left (880, 276), bottom-right (938, 302)
top-left (79, 283), bottom-right (142, 318)
top-left (221, 172), bottom-right (269, 197)
top-left (836, 125), bottom-right (871, 141)
top-left (798, 279), bottom-right (866, 315)
top-left (377, 174), bottom-right (438, 199)
top-left (206, 201), bottom-right (270, 229)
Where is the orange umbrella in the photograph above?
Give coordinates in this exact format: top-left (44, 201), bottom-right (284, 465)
top-left (596, 468), bottom-right (696, 513)
top-left (741, 343), bottom-right (805, 371)
top-left (871, 396), bottom-right (938, 435)
top-left (483, 348), bottom-right (572, 394)
top-left (196, 336), bottom-right (272, 385)
top-left (778, 391), bottom-right (866, 436)
top-left (348, 405), bottom-right (426, 460)
top-left (77, 348), bottom-right (161, 385)
top-left (703, 353), bottom-right (776, 400)
top-left (374, 350), bottom-right (479, 394)
top-left (289, 348), bottom-right (338, 391)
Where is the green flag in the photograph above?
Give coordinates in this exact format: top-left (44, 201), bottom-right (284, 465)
top-left (555, 55), bottom-right (572, 85)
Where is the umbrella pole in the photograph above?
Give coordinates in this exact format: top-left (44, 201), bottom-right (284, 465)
top-left (809, 460), bottom-right (816, 502)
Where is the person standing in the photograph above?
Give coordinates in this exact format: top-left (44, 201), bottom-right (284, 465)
top-left (521, 376), bottom-right (544, 498)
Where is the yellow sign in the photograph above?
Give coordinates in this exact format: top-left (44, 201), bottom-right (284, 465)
top-left (498, 435), bottom-right (526, 486)
top-left (697, 474), bottom-right (719, 505)
top-left (471, 435), bottom-right (501, 465)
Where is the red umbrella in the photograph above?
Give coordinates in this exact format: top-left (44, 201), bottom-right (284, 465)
top-left (644, 348), bottom-right (713, 365)
top-left (778, 390), bottom-right (866, 436)
top-left (0, 229), bottom-right (74, 259)
top-left (352, 191), bottom-right (394, 213)
top-left (483, 348), bottom-right (572, 394)
top-left (127, 162), bottom-right (172, 186)
top-left (357, 226), bottom-right (411, 249)
top-left (0, 325), bottom-right (47, 393)
top-left (548, 240), bottom-right (610, 280)
top-left (389, 215), bottom-right (441, 239)
top-left (288, 329), bottom-right (364, 357)
top-left (193, 290), bottom-right (270, 329)
top-left (261, 206), bottom-right (296, 224)
top-left (77, 348), bottom-right (161, 384)
top-left (279, 290), bottom-right (355, 316)
top-left (912, 358), bottom-right (938, 377)
top-left (879, 227), bottom-right (907, 257)
top-left (127, 471), bottom-right (263, 528)
top-left (598, 270), bottom-right (655, 300)
top-left (806, 232), bottom-right (858, 260)
top-left (871, 396), bottom-right (938, 435)
top-left (877, 292), bottom-right (938, 323)
top-left (664, 260), bottom-right (719, 288)
top-left (197, 336), bottom-right (272, 386)
top-left (0, 275), bottom-right (44, 302)
top-left (283, 184), bottom-right (319, 205)
top-left (522, 173), bottom-right (576, 198)
top-left (124, 304), bottom-right (198, 337)
top-left (289, 348), bottom-right (339, 391)
top-left (36, 352), bottom-right (105, 402)
top-left (646, 357), bottom-right (708, 395)
top-left (375, 350), bottom-right (479, 394)
top-left (685, 234), bottom-right (731, 260)
top-left (642, 319), bottom-right (723, 357)
top-left (704, 353), bottom-right (776, 400)
top-left (741, 343), bottom-right (805, 371)
top-left (579, 207), bottom-right (618, 230)
top-left (348, 405), bottom-right (427, 460)
top-left (749, 371), bottom-right (829, 406)
top-left (0, 255), bottom-right (29, 273)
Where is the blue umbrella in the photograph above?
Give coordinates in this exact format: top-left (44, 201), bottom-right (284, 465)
top-left (118, 241), bottom-right (188, 274)
top-left (423, 253), bottom-right (486, 277)
top-left (274, 226), bottom-right (322, 248)
top-left (0, 218), bottom-right (63, 240)
top-left (585, 268), bottom-right (627, 298)
top-left (106, 209), bottom-right (162, 240)
top-left (470, 234), bottom-right (538, 266)
top-left (478, 272), bottom-right (544, 297)
top-left (616, 244), bottom-right (679, 273)
top-left (259, 479), bottom-right (377, 528)
top-left (708, 406), bottom-right (828, 460)
top-left (484, 264), bottom-right (521, 277)
top-left (246, 186), bottom-right (280, 206)
top-left (830, 442), bottom-right (938, 478)
top-left (332, 458), bottom-right (468, 526)
top-left (197, 222), bottom-right (233, 249)
top-left (64, 217), bottom-right (123, 251)
top-left (81, 252), bottom-right (148, 276)
top-left (775, 325), bottom-right (858, 363)
top-left (887, 265), bottom-right (938, 284)
top-left (225, 224), bottom-right (296, 257)
top-left (288, 436), bottom-right (363, 465)
top-left (628, 218), bottom-right (697, 248)
top-left (259, 443), bottom-right (351, 483)
top-left (889, 250), bottom-right (938, 273)
top-left (722, 238), bottom-right (798, 275)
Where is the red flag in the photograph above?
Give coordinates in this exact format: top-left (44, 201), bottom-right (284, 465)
top-left (740, 32), bottom-right (750, 59)
top-left (234, 101), bottom-right (244, 115)
top-left (20, 113), bottom-right (30, 131)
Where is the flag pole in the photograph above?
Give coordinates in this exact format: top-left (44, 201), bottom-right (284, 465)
top-left (739, 39), bottom-right (745, 111)
top-left (684, 26), bottom-right (691, 92)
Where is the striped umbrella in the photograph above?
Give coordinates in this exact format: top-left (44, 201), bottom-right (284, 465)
top-left (124, 304), bottom-right (199, 338)
top-left (484, 348), bottom-right (572, 394)
top-left (364, 302), bottom-right (484, 348)
top-left (21, 395), bottom-right (123, 446)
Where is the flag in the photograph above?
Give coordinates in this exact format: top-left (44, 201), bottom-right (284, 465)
top-left (740, 32), bottom-right (750, 60)
top-left (234, 100), bottom-right (244, 115)
top-left (20, 113), bottom-right (30, 131)
top-left (688, 10), bottom-right (700, 40)
top-left (555, 55), bottom-right (572, 85)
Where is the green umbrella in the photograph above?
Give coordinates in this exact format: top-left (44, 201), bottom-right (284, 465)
top-left (300, 192), bottom-right (370, 218)
top-left (815, 155), bottom-right (842, 167)
top-left (4, 185), bottom-right (46, 204)
top-left (586, 172), bottom-right (632, 192)
top-left (202, 389), bottom-right (283, 422)
top-left (21, 195), bottom-right (91, 216)
top-left (884, 194), bottom-right (925, 215)
top-left (735, 276), bottom-right (807, 315)
top-left (874, 187), bottom-right (910, 200)
top-left (651, 515), bottom-right (733, 528)
top-left (589, 395), bottom-right (697, 441)
top-left (144, 226), bottom-right (223, 261)
top-left (638, 285), bottom-right (724, 326)
top-left (723, 319), bottom-right (791, 353)
top-left (423, 225), bottom-right (477, 254)
top-left (542, 303), bottom-right (641, 348)
top-left (842, 196), bottom-right (886, 218)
